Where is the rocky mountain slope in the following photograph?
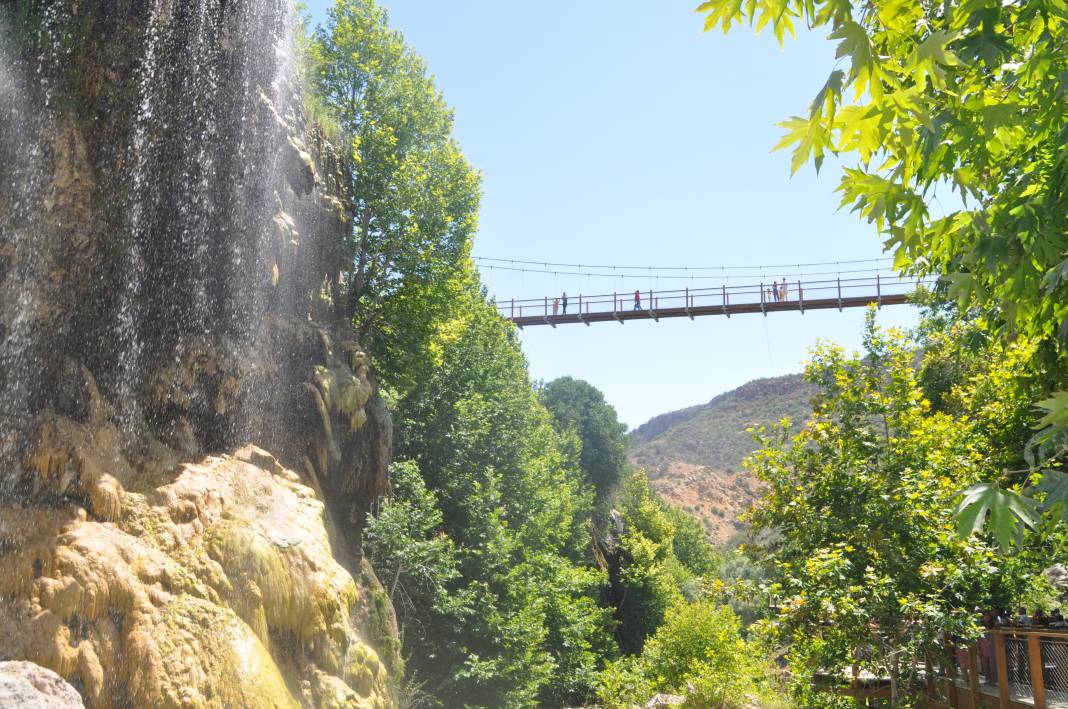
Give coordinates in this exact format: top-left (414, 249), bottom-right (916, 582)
top-left (629, 375), bottom-right (814, 543)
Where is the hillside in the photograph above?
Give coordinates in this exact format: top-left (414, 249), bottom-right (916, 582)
top-left (630, 374), bottom-right (814, 543)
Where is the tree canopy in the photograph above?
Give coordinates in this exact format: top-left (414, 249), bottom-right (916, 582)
top-left (539, 376), bottom-right (631, 501)
top-left (309, 0), bottom-right (481, 392)
top-left (745, 311), bottom-right (1054, 704)
top-left (696, 0), bottom-right (1068, 545)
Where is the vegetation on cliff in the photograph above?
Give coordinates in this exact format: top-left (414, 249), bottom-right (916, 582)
top-left (304, 0), bottom-right (481, 394)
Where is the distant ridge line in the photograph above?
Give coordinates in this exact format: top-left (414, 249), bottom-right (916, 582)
top-left (629, 373), bottom-right (808, 444)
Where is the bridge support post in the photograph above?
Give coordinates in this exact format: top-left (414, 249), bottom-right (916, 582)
top-left (993, 632), bottom-right (1009, 708)
top-left (798, 280), bottom-right (804, 314)
top-left (877, 274), bottom-right (882, 308)
top-left (1029, 633), bottom-right (1046, 709)
top-left (685, 287), bottom-right (692, 319)
top-left (722, 284), bottom-right (729, 318)
top-left (837, 278), bottom-right (842, 311)
top-left (967, 646), bottom-right (981, 709)
top-left (760, 283), bottom-right (766, 317)
top-left (511, 298), bottom-right (514, 319)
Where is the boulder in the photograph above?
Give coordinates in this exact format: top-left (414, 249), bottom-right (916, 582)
top-left (0, 661), bottom-right (84, 708)
top-left (1045, 564), bottom-right (1068, 600)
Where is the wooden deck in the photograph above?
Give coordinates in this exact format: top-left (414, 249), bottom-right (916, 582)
top-left (509, 293), bottom-right (912, 328)
top-left (499, 274), bottom-right (929, 328)
top-left (822, 629), bottom-right (1068, 709)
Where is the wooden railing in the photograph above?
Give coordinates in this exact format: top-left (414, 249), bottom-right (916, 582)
top-left (820, 629), bottom-right (1068, 708)
top-left (932, 628), bottom-right (1068, 709)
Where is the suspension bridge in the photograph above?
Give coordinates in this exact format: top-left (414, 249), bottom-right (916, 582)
top-left (493, 272), bottom-right (932, 328)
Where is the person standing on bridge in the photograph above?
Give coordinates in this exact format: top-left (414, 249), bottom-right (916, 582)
top-left (552, 298), bottom-right (559, 315)
top-left (562, 291), bottom-right (568, 314)
top-left (633, 290), bottom-right (642, 310)
top-left (780, 278), bottom-right (789, 301)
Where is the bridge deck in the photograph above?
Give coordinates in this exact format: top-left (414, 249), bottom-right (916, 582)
top-left (509, 293), bottom-right (911, 328)
top-left (498, 274), bottom-right (929, 328)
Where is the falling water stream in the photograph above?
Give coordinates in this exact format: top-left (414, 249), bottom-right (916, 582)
top-left (0, 18), bottom-right (55, 493)
top-left (0, 0), bottom-right (302, 489)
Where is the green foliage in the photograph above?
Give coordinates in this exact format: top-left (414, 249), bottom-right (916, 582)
top-left (596, 599), bottom-right (771, 709)
top-left (745, 312), bottom-right (1047, 703)
top-left (364, 461), bottom-right (469, 642)
top-left (612, 471), bottom-right (683, 654)
top-left (539, 376), bottom-right (630, 501)
top-left (695, 0), bottom-right (1068, 536)
top-left (606, 472), bottom-right (720, 657)
top-left (713, 538), bottom-right (776, 628)
top-left (666, 505), bottom-right (718, 578)
top-left (310, 0), bottom-right (481, 393)
top-left (956, 482), bottom-right (1039, 551)
top-left (388, 284), bottom-right (615, 708)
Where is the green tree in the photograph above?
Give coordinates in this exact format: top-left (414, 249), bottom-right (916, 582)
top-left (310, 0), bottom-right (481, 392)
top-left (364, 461), bottom-right (472, 663)
top-left (539, 376), bottom-right (630, 501)
top-left (391, 282), bottom-right (614, 707)
top-left (745, 313), bottom-right (1042, 703)
top-left (665, 505), bottom-right (717, 579)
top-left (695, 0), bottom-right (1068, 530)
top-left (608, 471), bottom-right (683, 655)
top-left (597, 599), bottom-right (766, 709)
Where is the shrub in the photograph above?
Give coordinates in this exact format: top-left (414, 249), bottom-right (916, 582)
top-left (596, 599), bottom-right (767, 708)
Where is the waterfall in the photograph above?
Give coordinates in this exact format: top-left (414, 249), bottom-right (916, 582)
top-left (0, 19), bottom-right (56, 494)
top-left (0, 0), bottom-right (308, 490)
top-left (113, 0), bottom-right (298, 442)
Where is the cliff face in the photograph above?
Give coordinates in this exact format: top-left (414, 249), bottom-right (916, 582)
top-left (0, 1), bottom-right (397, 705)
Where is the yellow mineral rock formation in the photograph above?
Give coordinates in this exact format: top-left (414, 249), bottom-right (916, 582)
top-left (0, 446), bottom-right (392, 709)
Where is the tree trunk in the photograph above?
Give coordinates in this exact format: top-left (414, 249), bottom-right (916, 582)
top-left (349, 209), bottom-right (372, 317)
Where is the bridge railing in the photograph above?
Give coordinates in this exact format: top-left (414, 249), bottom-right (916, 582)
top-left (496, 274), bottom-right (935, 320)
top-left (821, 628), bottom-right (1068, 708)
top-left (934, 628), bottom-right (1068, 708)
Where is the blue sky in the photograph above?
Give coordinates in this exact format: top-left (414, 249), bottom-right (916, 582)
top-left (303, 1), bottom-right (921, 428)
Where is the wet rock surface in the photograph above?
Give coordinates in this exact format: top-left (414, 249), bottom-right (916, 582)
top-left (0, 446), bottom-right (390, 708)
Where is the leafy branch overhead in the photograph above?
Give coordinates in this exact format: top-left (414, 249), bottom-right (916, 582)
top-left (955, 482), bottom-right (1038, 552)
top-left (697, 0), bottom-right (1068, 540)
top-left (697, 0), bottom-right (1068, 345)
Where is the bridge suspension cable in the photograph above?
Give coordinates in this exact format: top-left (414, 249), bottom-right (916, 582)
top-left (473, 254), bottom-right (893, 273)
top-left (478, 262), bottom-right (897, 283)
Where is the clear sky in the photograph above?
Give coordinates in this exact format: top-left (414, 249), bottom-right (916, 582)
top-left (303, 1), bottom-right (921, 429)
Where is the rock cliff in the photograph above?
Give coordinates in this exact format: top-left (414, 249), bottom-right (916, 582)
top-left (0, 1), bottom-right (398, 706)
